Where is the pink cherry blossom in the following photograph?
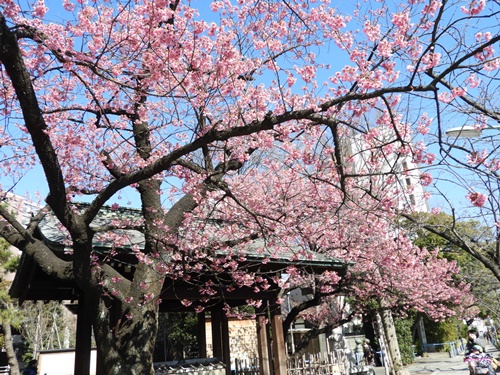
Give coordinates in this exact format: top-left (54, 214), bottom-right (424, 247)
top-left (419, 172), bottom-right (433, 186)
top-left (0, 0), bottom-right (491, 371)
top-left (467, 191), bottom-right (488, 207)
top-left (461, 0), bottom-right (486, 15)
top-left (422, 1), bottom-right (442, 16)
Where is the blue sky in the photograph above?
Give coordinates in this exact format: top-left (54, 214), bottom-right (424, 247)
top-left (2, 0), bottom-right (494, 216)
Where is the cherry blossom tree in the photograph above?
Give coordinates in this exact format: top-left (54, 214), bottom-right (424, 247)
top-left (391, 0), bottom-right (500, 311)
top-left (231, 168), bottom-right (473, 353)
top-left (0, 0), bottom-right (498, 374)
top-left (200, 163), bottom-right (473, 353)
top-left (401, 121), bottom-right (500, 344)
top-left (406, 131), bottom-right (500, 282)
top-left (403, 212), bottom-right (500, 320)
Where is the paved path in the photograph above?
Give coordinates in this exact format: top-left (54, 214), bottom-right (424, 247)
top-left (372, 344), bottom-right (499, 375)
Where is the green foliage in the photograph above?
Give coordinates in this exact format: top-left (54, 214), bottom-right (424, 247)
top-left (0, 236), bottom-right (22, 328)
top-left (155, 312), bottom-right (199, 361)
top-left (0, 237), bottom-right (12, 266)
top-left (423, 316), bottom-right (466, 343)
top-left (2, 256), bottom-right (19, 273)
top-left (0, 228), bottom-right (23, 372)
top-left (0, 207), bottom-right (18, 276)
top-left (22, 352), bottom-right (35, 363)
top-left (394, 317), bottom-right (414, 365)
top-left (402, 212), bottom-right (492, 259)
top-left (0, 287), bottom-right (23, 329)
top-left (401, 212), bottom-right (500, 321)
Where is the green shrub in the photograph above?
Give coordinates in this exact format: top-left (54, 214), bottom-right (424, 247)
top-left (394, 317), bottom-right (414, 365)
top-left (423, 316), bottom-right (466, 343)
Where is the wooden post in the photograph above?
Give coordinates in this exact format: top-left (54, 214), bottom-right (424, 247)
top-left (211, 306), bottom-right (231, 375)
top-left (416, 316), bottom-right (428, 346)
top-left (270, 302), bottom-right (287, 375)
top-left (221, 311), bottom-right (231, 375)
top-left (96, 348), bottom-right (105, 375)
top-left (74, 296), bottom-right (91, 375)
top-left (256, 313), bottom-right (271, 375)
top-left (198, 312), bottom-right (207, 358)
top-left (212, 308), bottom-right (223, 361)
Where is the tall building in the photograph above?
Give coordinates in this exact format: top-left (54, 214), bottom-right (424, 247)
top-left (343, 129), bottom-right (429, 213)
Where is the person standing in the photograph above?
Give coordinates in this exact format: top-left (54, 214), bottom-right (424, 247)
top-left (465, 329), bottom-right (486, 355)
top-left (363, 339), bottom-right (375, 366)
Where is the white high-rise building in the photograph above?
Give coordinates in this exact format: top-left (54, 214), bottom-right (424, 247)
top-left (342, 130), bottom-right (429, 213)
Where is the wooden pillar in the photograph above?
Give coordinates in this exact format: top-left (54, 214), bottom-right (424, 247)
top-left (211, 306), bottom-right (231, 375)
top-left (96, 348), bottom-right (105, 375)
top-left (74, 296), bottom-right (91, 375)
top-left (256, 307), bottom-right (271, 375)
top-left (270, 302), bottom-right (287, 375)
top-left (265, 311), bottom-right (273, 370)
top-left (416, 316), bottom-right (428, 346)
top-left (221, 311), bottom-right (231, 375)
top-left (198, 312), bottom-right (207, 358)
top-left (212, 308), bottom-right (223, 360)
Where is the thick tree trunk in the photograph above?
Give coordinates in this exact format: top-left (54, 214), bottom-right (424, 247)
top-left (87, 257), bottom-right (165, 375)
top-left (379, 309), bottom-right (411, 375)
top-left (2, 320), bottom-right (20, 375)
top-left (93, 296), bottom-right (160, 375)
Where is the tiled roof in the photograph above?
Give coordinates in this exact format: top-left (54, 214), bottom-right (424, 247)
top-left (36, 203), bottom-right (345, 269)
top-left (38, 203), bottom-right (145, 251)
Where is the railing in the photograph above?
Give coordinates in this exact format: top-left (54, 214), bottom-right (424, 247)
top-left (233, 350), bottom-right (350, 375)
top-left (0, 365), bottom-right (10, 374)
top-left (234, 358), bottom-right (259, 375)
top-left (421, 341), bottom-right (463, 358)
top-left (154, 358), bottom-right (226, 375)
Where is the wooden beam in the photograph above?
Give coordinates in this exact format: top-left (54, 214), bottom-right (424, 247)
top-left (23, 288), bottom-right (78, 301)
top-left (160, 284), bottom-right (277, 301)
top-left (74, 296), bottom-right (91, 375)
top-left (96, 348), bottom-right (105, 375)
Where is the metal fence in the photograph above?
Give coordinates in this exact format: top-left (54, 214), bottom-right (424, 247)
top-left (234, 358), bottom-right (259, 375)
top-left (421, 341), bottom-right (463, 358)
top-left (233, 350), bottom-right (350, 375)
top-left (287, 350), bottom-right (349, 375)
top-left (154, 358), bottom-right (226, 375)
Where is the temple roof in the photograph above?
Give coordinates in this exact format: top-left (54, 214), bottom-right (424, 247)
top-left (10, 203), bottom-right (347, 310)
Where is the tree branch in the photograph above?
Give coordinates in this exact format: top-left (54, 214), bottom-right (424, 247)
top-left (0, 13), bottom-right (71, 226)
